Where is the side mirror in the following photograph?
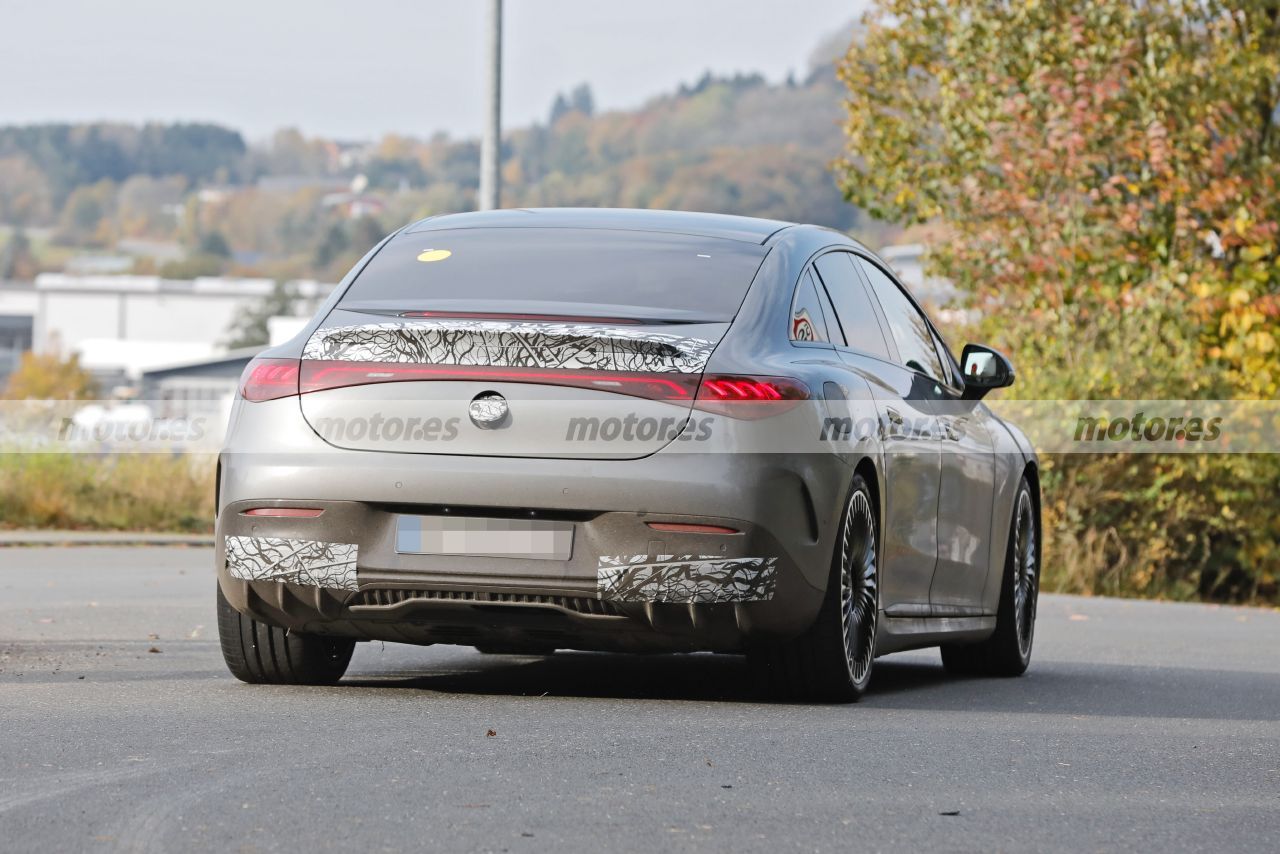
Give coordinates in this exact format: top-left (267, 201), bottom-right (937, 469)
top-left (960, 344), bottom-right (1015, 400)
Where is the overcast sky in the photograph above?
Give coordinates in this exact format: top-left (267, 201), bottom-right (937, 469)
top-left (0, 0), bottom-right (863, 142)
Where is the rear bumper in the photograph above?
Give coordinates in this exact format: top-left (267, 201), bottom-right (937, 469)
top-left (215, 397), bottom-right (852, 651)
top-left (216, 497), bottom-right (823, 652)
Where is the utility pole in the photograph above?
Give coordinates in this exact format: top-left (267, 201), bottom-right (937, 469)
top-left (478, 0), bottom-right (502, 211)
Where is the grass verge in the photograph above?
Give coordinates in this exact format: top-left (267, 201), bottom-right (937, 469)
top-left (0, 452), bottom-right (214, 533)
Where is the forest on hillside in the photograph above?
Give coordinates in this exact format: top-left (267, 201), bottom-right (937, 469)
top-left (0, 48), bottom-right (866, 283)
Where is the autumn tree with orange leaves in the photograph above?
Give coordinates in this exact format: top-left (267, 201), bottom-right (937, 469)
top-left (836, 0), bottom-right (1280, 601)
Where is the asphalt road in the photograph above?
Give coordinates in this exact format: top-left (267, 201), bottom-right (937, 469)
top-left (1, 547), bottom-right (1277, 853)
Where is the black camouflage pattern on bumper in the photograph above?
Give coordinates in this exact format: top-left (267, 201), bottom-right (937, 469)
top-left (224, 536), bottom-right (359, 591)
top-left (597, 554), bottom-right (778, 603)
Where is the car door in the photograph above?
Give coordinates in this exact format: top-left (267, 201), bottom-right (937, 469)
top-left (811, 251), bottom-right (941, 613)
top-left (924, 328), bottom-right (1000, 611)
top-left (853, 255), bottom-right (997, 614)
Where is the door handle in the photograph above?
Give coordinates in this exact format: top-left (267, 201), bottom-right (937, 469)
top-left (882, 406), bottom-right (905, 440)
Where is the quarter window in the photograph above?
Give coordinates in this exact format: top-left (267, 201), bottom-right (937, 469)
top-left (789, 271), bottom-right (831, 343)
top-left (855, 257), bottom-right (945, 381)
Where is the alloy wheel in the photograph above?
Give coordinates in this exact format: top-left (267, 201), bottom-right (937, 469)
top-left (1012, 490), bottom-right (1038, 657)
top-left (839, 489), bottom-right (878, 685)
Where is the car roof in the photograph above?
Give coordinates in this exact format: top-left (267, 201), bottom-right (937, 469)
top-left (405, 207), bottom-right (797, 245)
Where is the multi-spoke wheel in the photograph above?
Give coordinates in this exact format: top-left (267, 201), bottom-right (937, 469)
top-left (749, 473), bottom-right (879, 702)
top-left (840, 487), bottom-right (878, 689)
top-left (941, 475), bottom-right (1040, 677)
top-left (1010, 488), bottom-right (1038, 659)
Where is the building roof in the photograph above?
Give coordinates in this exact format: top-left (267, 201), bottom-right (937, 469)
top-left (139, 346), bottom-right (262, 380)
top-left (407, 208), bottom-right (796, 245)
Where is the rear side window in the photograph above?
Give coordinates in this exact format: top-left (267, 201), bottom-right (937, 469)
top-left (789, 271), bottom-right (831, 343)
top-left (855, 256), bottom-right (946, 381)
top-left (812, 253), bottom-right (891, 359)
top-left (340, 228), bottom-right (769, 322)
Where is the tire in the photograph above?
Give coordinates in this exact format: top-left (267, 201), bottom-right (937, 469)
top-left (941, 477), bottom-right (1039, 677)
top-left (216, 583), bottom-right (355, 685)
top-left (749, 473), bottom-right (879, 702)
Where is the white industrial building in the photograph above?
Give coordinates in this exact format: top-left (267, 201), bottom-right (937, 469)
top-left (0, 275), bottom-right (334, 400)
top-left (0, 283), bottom-right (38, 381)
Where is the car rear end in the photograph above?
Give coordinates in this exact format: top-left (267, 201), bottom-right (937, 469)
top-left (216, 218), bottom-right (834, 654)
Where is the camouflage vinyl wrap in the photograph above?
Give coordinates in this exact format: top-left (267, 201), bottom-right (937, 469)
top-left (224, 536), bottom-right (359, 591)
top-left (597, 555), bottom-right (778, 604)
top-left (302, 321), bottom-right (717, 374)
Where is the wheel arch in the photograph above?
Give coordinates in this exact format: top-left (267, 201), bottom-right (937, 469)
top-left (853, 455), bottom-right (881, 542)
top-left (852, 456), bottom-right (884, 600)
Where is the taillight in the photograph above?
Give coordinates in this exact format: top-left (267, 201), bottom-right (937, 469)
top-left (239, 357), bottom-right (300, 402)
top-left (694, 375), bottom-right (809, 419)
top-left (298, 360), bottom-right (700, 401)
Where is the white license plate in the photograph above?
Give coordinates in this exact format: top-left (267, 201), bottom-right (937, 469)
top-left (395, 515), bottom-right (574, 560)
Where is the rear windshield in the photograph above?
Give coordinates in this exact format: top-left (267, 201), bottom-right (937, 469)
top-left (339, 228), bottom-right (769, 322)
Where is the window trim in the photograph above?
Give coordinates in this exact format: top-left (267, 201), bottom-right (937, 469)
top-left (850, 250), bottom-right (964, 394)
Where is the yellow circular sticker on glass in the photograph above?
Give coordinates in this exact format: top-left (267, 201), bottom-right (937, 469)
top-left (417, 249), bottom-right (452, 263)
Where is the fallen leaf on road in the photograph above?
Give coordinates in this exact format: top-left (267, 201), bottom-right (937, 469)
top-left (486, 729), bottom-right (496, 737)
top-left (147, 647), bottom-right (162, 654)
top-left (1068, 614), bottom-right (1089, 621)
top-left (147, 633), bottom-right (160, 640)
top-left (939, 810), bottom-right (961, 816)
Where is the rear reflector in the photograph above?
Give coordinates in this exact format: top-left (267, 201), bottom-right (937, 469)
top-left (242, 508), bottom-right (325, 517)
top-left (645, 522), bottom-right (741, 534)
top-left (299, 360), bottom-right (701, 401)
top-left (239, 357), bottom-right (301, 402)
top-left (694, 375), bottom-right (809, 418)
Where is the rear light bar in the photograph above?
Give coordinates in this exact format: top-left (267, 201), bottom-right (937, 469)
top-left (645, 522), bottom-right (741, 534)
top-left (298, 361), bottom-right (700, 401)
top-left (242, 507), bottom-right (325, 518)
top-left (238, 356), bottom-right (810, 419)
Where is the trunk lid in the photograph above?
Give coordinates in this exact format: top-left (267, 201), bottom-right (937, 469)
top-left (297, 311), bottom-right (727, 459)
